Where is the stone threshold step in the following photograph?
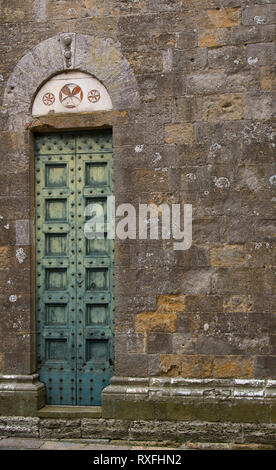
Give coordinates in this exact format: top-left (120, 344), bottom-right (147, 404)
top-left (36, 405), bottom-right (102, 419)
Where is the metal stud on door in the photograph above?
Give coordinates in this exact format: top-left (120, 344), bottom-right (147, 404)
top-left (35, 130), bottom-right (114, 406)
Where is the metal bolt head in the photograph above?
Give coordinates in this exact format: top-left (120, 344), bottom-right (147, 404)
top-left (64, 36), bottom-right (72, 46)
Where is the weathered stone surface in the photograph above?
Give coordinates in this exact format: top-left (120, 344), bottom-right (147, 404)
top-left (210, 244), bottom-right (247, 267)
top-left (135, 313), bottom-right (177, 333)
top-left (164, 123), bottom-right (194, 144)
top-left (206, 7), bottom-right (241, 28)
top-left (223, 294), bottom-right (253, 313)
top-left (244, 92), bottom-right (272, 120)
top-left (213, 356), bottom-right (255, 378)
top-left (0, 374), bottom-right (45, 416)
top-left (0, 416), bottom-right (40, 437)
top-left (0, 246), bottom-right (9, 269)
top-left (40, 419), bottom-right (82, 439)
top-left (198, 94), bottom-right (243, 121)
top-left (0, 415), bottom-right (276, 446)
top-left (81, 418), bottom-right (129, 440)
top-left (247, 42), bottom-right (275, 66)
top-left (242, 4), bottom-right (274, 26)
top-left (0, 0), bottom-right (275, 436)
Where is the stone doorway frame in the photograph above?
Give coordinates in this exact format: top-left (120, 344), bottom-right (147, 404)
top-left (0, 33), bottom-right (140, 416)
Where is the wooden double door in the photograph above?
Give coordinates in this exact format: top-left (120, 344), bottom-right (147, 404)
top-left (35, 130), bottom-right (114, 405)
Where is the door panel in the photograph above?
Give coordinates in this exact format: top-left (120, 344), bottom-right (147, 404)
top-left (35, 130), bottom-right (114, 406)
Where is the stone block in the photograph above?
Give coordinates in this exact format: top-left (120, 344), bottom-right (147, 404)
top-left (210, 244), bottom-right (247, 267)
top-left (180, 268), bottom-right (217, 295)
top-left (156, 295), bottom-right (186, 314)
top-left (0, 246), bottom-right (9, 269)
top-left (242, 423), bottom-right (276, 444)
top-left (152, 32), bottom-right (176, 49)
top-left (216, 267), bottom-right (265, 294)
top-left (0, 416), bottom-right (40, 437)
top-left (244, 92), bottom-right (272, 120)
top-left (176, 31), bottom-right (197, 50)
top-left (208, 45), bottom-right (246, 70)
top-left (198, 27), bottom-right (230, 48)
top-left (0, 197), bottom-right (30, 220)
top-left (164, 123), bottom-right (194, 144)
top-left (247, 42), bottom-right (275, 66)
top-left (0, 0), bottom-right (34, 23)
top-left (260, 66), bottom-right (274, 91)
top-left (116, 353), bottom-right (149, 377)
top-left (213, 356), bottom-right (255, 378)
top-left (187, 72), bottom-right (227, 94)
top-left (206, 7), bottom-right (241, 27)
top-left (160, 354), bottom-right (214, 378)
top-left (185, 294), bottom-right (223, 313)
top-left (135, 312), bottom-right (178, 333)
top-left (195, 120), bottom-right (274, 145)
top-left (231, 24), bottom-right (275, 45)
top-left (81, 418), bottom-right (129, 440)
top-left (127, 50), bottom-right (163, 75)
top-left (254, 356), bottom-right (276, 379)
top-left (40, 419), bottom-right (82, 439)
top-left (206, 1), bottom-right (241, 7)
top-left (0, 374), bottom-right (45, 417)
top-left (127, 333), bottom-right (146, 354)
top-left (198, 94), bottom-right (243, 121)
top-left (232, 401), bottom-right (272, 424)
top-left (242, 4), bottom-right (274, 26)
top-left (147, 333), bottom-right (173, 354)
top-left (173, 48), bottom-right (207, 72)
top-left (172, 96), bottom-right (198, 123)
top-left (223, 294), bottom-right (253, 313)
top-left (148, 354), bottom-right (161, 376)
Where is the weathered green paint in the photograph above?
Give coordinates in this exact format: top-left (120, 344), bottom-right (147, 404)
top-left (35, 130), bottom-right (114, 406)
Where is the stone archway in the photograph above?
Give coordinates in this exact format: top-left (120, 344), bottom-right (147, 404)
top-left (0, 33), bottom-right (140, 416)
top-left (3, 33), bottom-right (140, 130)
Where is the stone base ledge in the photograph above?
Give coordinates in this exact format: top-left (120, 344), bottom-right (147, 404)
top-left (0, 374), bottom-right (45, 416)
top-left (0, 416), bottom-right (275, 445)
top-left (103, 376), bottom-right (276, 399)
top-left (37, 405), bottom-right (102, 419)
top-left (102, 376), bottom-right (276, 422)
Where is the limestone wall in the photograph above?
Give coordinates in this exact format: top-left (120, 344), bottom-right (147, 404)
top-left (0, 0), bottom-right (275, 387)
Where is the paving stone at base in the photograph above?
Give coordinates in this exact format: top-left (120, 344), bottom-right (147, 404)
top-left (39, 441), bottom-right (131, 450)
top-left (40, 441), bottom-right (91, 450)
top-left (0, 437), bottom-right (43, 449)
top-left (0, 436), bottom-right (274, 450)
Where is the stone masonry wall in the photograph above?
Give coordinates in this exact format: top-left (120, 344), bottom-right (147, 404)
top-left (0, 0), bottom-right (275, 384)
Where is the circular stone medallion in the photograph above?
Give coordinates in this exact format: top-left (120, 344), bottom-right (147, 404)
top-left (42, 92), bottom-right (55, 106)
top-left (88, 89), bottom-right (101, 103)
top-left (59, 83), bottom-right (83, 108)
